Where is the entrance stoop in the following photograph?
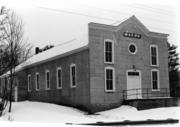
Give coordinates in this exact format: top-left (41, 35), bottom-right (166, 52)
top-left (122, 97), bottom-right (180, 110)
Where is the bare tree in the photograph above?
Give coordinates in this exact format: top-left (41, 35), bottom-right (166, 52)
top-left (0, 6), bottom-right (33, 116)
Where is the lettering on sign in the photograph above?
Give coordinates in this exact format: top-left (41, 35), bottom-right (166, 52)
top-left (123, 32), bottom-right (141, 39)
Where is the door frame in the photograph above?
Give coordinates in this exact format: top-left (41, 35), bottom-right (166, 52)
top-left (126, 69), bottom-right (142, 99)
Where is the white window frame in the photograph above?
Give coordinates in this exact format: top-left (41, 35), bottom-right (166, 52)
top-left (151, 69), bottom-right (160, 91)
top-left (57, 67), bottom-right (62, 89)
top-left (105, 66), bottom-right (116, 92)
top-left (70, 64), bottom-right (77, 88)
top-left (35, 72), bottom-right (40, 91)
top-left (45, 70), bottom-right (50, 90)
top-left (104, 39), bottom-right (114, 64)
top-left (150, 45), bottom-right (159, 66)
top-left (28, 74), bottom-right (31, 92)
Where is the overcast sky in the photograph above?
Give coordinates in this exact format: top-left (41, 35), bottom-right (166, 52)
top-left (1, 0), bottom-right (180, 54)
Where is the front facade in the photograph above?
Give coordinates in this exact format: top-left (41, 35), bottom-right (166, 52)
top-left (0, 16), bottom-right (170, 113)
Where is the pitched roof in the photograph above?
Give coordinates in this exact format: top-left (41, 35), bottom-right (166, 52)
top-left (25, 38), bottom-right (88, 68)
top-left (0, 35), bottom-right (88, 77)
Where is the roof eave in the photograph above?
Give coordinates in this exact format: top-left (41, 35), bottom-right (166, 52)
top-left (148, 32), bottom-right (169, 38)
top-left (26, 45), bottom-right (89, 69)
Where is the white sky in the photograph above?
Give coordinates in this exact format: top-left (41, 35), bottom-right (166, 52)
top-left (1, 0), bottom-right (180, 54)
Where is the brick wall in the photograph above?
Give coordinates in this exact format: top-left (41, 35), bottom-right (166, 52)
top-left (19, 49), bottom-right (91, 110)
top-left (88, 21), bottom-right (169, 112)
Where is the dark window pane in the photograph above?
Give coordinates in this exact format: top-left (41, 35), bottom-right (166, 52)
top-left (105, 52), bottom-right (109, 61)
top-left (108, 53), bottom-right (112, 61)
top-left (72, 67), bottom-right (75, 75)
top-left (46, 72), bottom-right (50, 88)
top-left (106, 80), bottom-right (109, 89)
top-left (108, 43), bottom-right (112, 52)
top-left (152, 72), bottom-right (157, 80)
top-left (72, 76), bottom-right (75, 86)
top-left (153, 81), bottom-right (158, 89)
top-left (106, 69), bottom-right (113, 90)
top-left (152, 47), bottom-right (157, 56)
top-left (152, 71), bottom-right (158, 90)
top-left (36, 74), bottom-right (39, 89)
top-left (151, 47), bottom-right (157, 65)
top-left (71, 66), bottom-right (76, 86)
top-left (58, 69), bottom-right (62, 87)
top-left (28, 76), bottom-right (31, 90)
top-left (106, 42), bottom-right (109, 51)
top-left (105, 41), bottom-right (113, 62)
top-left (152, 57), bottom-right (157, 65)
top-left (109, 70), bottom-right (113, 79)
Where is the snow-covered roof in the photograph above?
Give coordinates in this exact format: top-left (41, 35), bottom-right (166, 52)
top-left (0, 34), bottom-right (88, 77)
top-left (26, 38), bottom-right (88, 67)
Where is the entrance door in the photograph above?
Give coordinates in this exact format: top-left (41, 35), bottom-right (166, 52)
top-left (126, 70), bottom-right (142, 99)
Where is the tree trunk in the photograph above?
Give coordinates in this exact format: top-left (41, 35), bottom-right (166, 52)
top-left (8, 66), bottom-right (13, 113)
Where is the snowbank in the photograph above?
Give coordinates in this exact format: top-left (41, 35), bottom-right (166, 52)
top-left (0, 101), bottom-right (179, 124)
top-left (96, 105), bottom-right (180, 122)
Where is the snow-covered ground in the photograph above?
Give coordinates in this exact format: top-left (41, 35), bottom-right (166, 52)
top-left (0, 101), bottom-right (179, 126)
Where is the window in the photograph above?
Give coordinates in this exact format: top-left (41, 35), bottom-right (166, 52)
top-left (128, 43), bottom-right (137, 54)
top-left (57, 67), bottom-right (62, 89)
top-left (35, 73), bottom-right (40, 90)
top-left (105, 67), bottom-right (115, 92)
top-left (150, 45), bottom-right (158, 66)
top-left (104, 39), bottom-right (114, 63)
top-left (28, 75), bottom-right (31, 91)
top-left (70, 64), bottom-right (76, 88)
top-left (151, 69), bottom-right (160, 91)
top-left (45, 70), bottom-right (50, 89)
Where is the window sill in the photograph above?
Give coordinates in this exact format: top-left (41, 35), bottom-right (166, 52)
top-left (150, 65), bottom-right (159, 67)
top-left (70, 86), bottom-right (76, 88)
top-left (152, 89), bottom-right (160, 92)
top-left (57, 87), bottom-right (62, 90)
top-left (105, 90), bottom-right (116, 93)
top-left (104, 62), bottom-right (114, 65)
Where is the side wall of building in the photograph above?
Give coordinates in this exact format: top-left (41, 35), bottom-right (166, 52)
top-left (25, 49), bottom-right (90, 110)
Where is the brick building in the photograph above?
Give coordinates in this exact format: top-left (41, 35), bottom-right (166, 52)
top-left (0, 16), bottom-right (170, 112)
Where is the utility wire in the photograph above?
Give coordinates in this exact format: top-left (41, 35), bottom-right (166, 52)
top-left (37, 5), bottom-right (175, 32)
top-left (82, 5), bottom-right (173, 25)
top-left (130, 4), bottom-right (175, 16)
top-left (55, 38), bottom-right (77, 47)
top-left (116, 3), bottom-right (176, 17)
top-left (36, 6), bottom-right (119, 23)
